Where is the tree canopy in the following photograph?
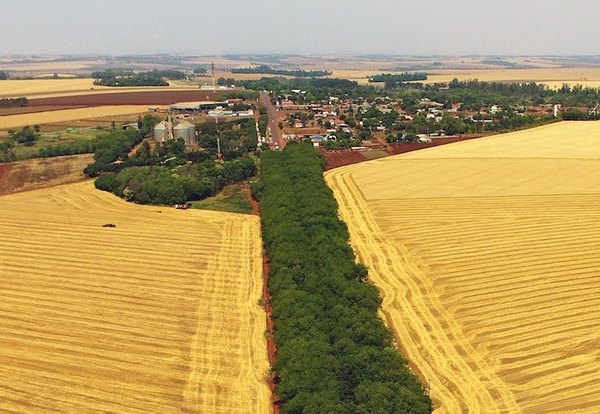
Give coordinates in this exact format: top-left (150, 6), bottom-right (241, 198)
top-left (258, 143), bottom-right (432, 413)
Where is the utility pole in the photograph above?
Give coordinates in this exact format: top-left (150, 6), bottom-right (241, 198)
top-left (211, 62), bottom-right (216, 91)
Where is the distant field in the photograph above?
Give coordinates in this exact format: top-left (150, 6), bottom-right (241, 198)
top-left (0, 105), bottom-right (150, 129)
top-left (0, 79), bottom-right (204, 99)
top-left (422, 67), bottom-right (600, 88)
top-left (328, 67), bottom-right (600, 88)
top-left (0, 79), bottom-right (106, 97)
top-left (326, 121), bottom-right (600, 413)
top-left (0, 181), bottom-right (271, 414)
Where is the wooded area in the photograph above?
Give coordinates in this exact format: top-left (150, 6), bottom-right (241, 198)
top-left (257, 143), bottom-right (431, 413)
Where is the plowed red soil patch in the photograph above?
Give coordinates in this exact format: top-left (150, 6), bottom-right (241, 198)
top-left (388, 135), bottom-right (483, 155)
top-left (324, 151), bottom-right (368, 170)
top-left (28, 90), bottom-right (219, 106)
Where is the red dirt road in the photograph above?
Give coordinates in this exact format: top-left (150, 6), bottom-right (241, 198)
top-left (27, 90), bottom-right (219, 107)
top-left (244, 186), bottom-right (280, 414)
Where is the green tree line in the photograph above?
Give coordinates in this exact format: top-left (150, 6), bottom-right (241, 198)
top-left (0, 97), bottom-right (28, 107)
top-left (257, 143), bottom-right (431, 413)
top-left (95, 156), bottom-right (256, 205)
top-left (92, 70), bottom-right (186, 86)
top-left (369, 72), bottom-right (428, 87)
top-left (232, 64), bottom-right (331, 77)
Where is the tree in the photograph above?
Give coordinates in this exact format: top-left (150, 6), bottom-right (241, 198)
top-left (0, 71), bottom-right (9, 80)
top-left (11, 126), bottom-right (39, 146)
top-left (440, 115), bottom-right (467, 135)
top-left (561, 108), bottom-right (588, 120)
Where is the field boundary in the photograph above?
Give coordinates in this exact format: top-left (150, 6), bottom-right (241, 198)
top-left (245, 185), bottom-right (280, 413)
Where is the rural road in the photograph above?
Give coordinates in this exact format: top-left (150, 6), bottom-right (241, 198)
top-left (259, 91), bottom-right (284, 149)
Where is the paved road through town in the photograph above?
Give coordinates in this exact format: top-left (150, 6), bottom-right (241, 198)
top-left (259, 91), bottom-right (284, 149)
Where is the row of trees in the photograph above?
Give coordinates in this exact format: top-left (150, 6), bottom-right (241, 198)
top-left (257, 143), bottom-right (432, 413)
top-left (394, 78), bottom-right (600, 109)
top-left (232, 65), bottom-right (331, 77)
top-left (95, 156), bottom-right (256, 205)
top-left (92, 70), bottom-right (186, 86)
top-left (0, 97), bottom-right (28, 107)
top-left (240, 77), bottom-right (377, 102)
top-left (369, 72), bottom-right (428, 88)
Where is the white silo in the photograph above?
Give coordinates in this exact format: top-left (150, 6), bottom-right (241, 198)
top-left (174, 120), bottom-right (197, 146)
top-left (154, 121), bottom-right (168, 143)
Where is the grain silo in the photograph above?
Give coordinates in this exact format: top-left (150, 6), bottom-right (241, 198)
top-left (174, 120), bottom-right (197, 146)
top-left (153, 121), bottom-right (168, 143)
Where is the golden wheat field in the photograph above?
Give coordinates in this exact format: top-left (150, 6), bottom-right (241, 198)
top-left (0, 79), bottom-right (203, 99)
top-left (0, 105), bottom-right (151, 129)
top-left (0, 181), bottom-right (271, 414)
top-left (326, 121), bottom-right (600, 414)
top-left (423, 68), bottom-right (600, 88)
top-left (0, 79), bottom-right (106, 97)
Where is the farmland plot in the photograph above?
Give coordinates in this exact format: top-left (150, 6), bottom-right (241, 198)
top-left (0, 181), bottom-right (270, 414)
top-left (0, 105), bottom-right (150, 130)
top-left (326, 121), bottom-right (600, 413)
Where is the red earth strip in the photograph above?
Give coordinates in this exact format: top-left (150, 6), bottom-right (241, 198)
top-left (244, 185), bottom-right (280, 413)
top-left (324, 135), bottom-right (486, 170)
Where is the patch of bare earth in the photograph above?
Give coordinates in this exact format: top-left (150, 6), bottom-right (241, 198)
top-left (0, 154), bottom-right (93, 195)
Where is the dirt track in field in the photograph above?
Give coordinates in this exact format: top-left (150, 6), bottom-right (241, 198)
top-left (326, 121), bottom-right (600, 413)
top-left (0, 181), bottom-right (271, 414)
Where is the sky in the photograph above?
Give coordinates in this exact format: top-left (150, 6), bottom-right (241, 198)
top-left (1, 0), bottom-right (599, 56)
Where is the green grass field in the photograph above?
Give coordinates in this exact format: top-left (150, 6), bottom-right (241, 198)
top-left (191, 183), bottom-right (253, 214)
top-left (11, 127), bottom-right (106, 159)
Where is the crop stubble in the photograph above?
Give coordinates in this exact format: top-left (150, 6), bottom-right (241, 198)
top-left (0, 181), bottom-right (270, 414)
top-left (326, 121), bottom-right (600, 413)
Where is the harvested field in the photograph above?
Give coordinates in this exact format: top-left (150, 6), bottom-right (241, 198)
top-left (0, 79), bottom-right (104, 98)
top-left (0, 79), bottom-right (206, 99)
top-left (0, 154), bottom-right (93, 194)
top-left (0, 106), bottom-right (150, 130)
top-left (326, 121), bottom-right (600, 413)
top-left (28, 90), bottom-right (219, 106)
top-left (0, 181), bottom-right (271, 414)
top-left (422, 68), bottom-right (600, 88)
